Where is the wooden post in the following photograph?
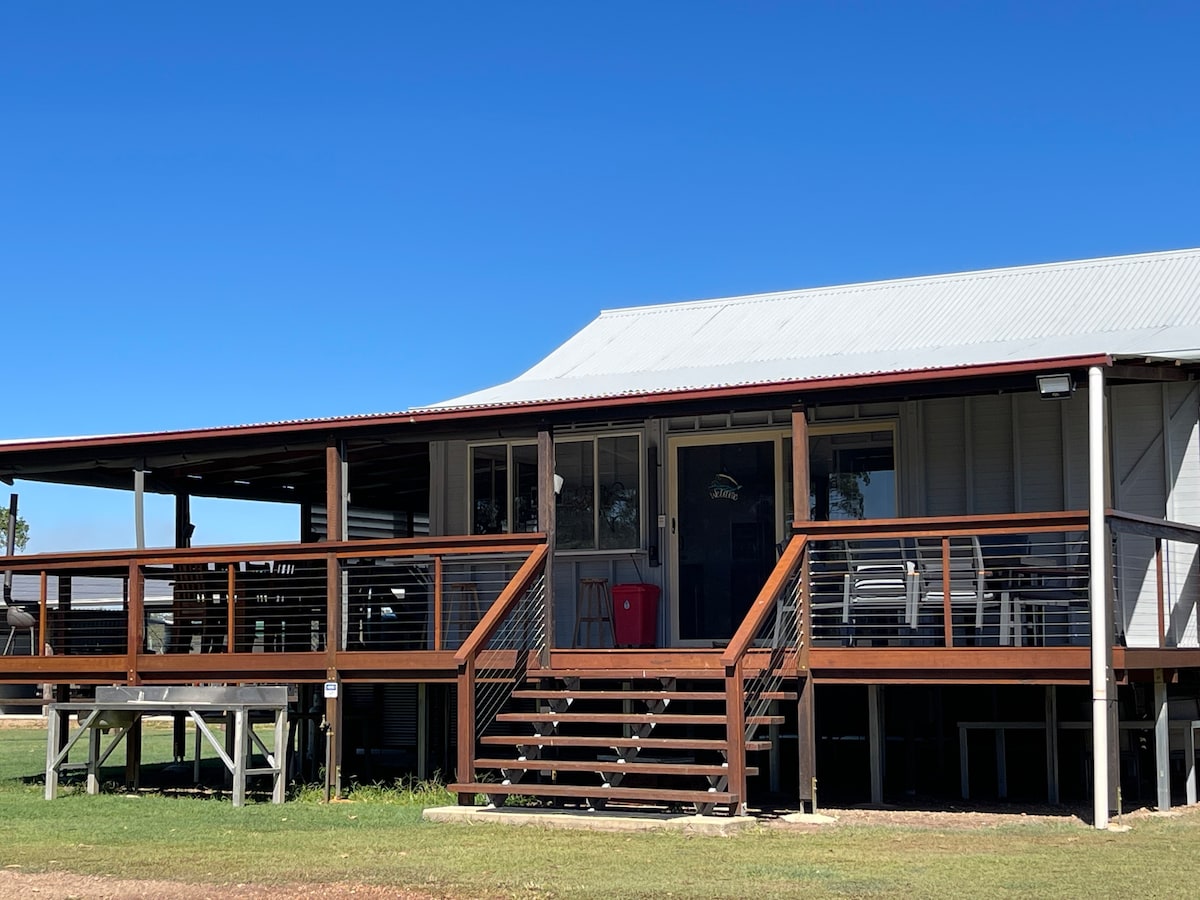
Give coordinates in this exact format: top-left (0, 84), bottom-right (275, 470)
top-left (126, 560), bottom-right (143, 684)
top-left (537, 427), bottom-right (556, 663)
top-left (323, 438), bottom-right (346, 801)
top-left (725, 662), bottom-right (747, 814)
top-left (791, 404), bottom-right (810, 527)
top-left (38, 571), bottom-right (48, 657)
top-left (941, 538), bottom-right (953, 648)
top-left (792, 404), bottom-right (816, 808)
top-left (797, 675), bottom-right (816, 811)
top-left (1045, 685), bottom-right (1060, 805)
top-left (433, 555), bottom-right (444, 651)
top-left (457, 656), bottom-right (476, 804)
top-left (226, 563), bottom-right (237, 654)
top-left (174, 493), bottom-right (191, 548)
top-left (868, 684), bottom-right (885, 805)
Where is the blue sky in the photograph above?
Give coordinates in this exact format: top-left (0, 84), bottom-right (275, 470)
top-left (3, 2), bottom-right (1200, 550)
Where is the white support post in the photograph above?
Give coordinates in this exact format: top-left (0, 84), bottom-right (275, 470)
top-left (133, 469), bottom-right (146, 550)
top-left (1154, 669), bottom-right (1171, 811)
top-left (1088, 364), bottom-right (1111, 829)
top-left (273, 706), bottom-right (288, 804)
top-left (233, 708), bottom-right (248, 808)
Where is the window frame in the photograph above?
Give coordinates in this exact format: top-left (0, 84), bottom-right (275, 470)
top-left (466, 432), bottom-right (645, 553)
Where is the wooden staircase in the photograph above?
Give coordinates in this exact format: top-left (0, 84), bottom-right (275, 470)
top-left (450, 669), bottom-right (789, 816)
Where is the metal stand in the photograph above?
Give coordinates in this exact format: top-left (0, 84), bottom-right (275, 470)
top-left (45, 685), bottom-right (289, 807)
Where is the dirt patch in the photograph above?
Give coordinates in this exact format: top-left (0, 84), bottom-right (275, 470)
top-left (763, 801), bottom-right (1199, 830)
top-left (0, 870), bottom-right (446, 899)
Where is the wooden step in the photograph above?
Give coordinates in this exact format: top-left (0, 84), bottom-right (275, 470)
top-left (472, 758), bottom-right (757, 777)
top-left (526, 668), bottom-right (722, 681)
top-left (511, 689), bottom-right (725, 702)
top-left (450, 781), bottom-right (738, 809)
top-left (746, 715), bottom-right (786, 726)
top-left (481, 734), bottom-right (771, 752)
top-left (762, 691), bottom-right (798, 701)
top-left (496, 712), bottom-right (728, 726)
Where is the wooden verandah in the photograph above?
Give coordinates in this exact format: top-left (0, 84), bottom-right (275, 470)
top-left (2, 508), bottom-right (1199, 814)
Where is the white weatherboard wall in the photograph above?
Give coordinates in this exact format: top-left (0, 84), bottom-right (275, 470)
top-left (913, 391), bottom-right (1085, 517)
top-left (1111, 382), bottom-right (1200, 648)
top-left (1166, 382), bottom-right (1200, 646)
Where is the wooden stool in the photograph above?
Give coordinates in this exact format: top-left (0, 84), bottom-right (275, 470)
top-left (573, 578), bottom-right (615, 648)
top-left (447, 582), bottom-right (482, 645)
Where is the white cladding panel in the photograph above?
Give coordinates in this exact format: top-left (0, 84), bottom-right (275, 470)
top-left (969, 394), bottom-right (1015, 514)
top-left (1166, 382), bottom-right (1200, 647)
top-left (1015, 391), bottom-right (1065, 512)
top-left (1112, 383), bottom-right (1169, 647)
top-left (921, 398), bottom-right (968, 516)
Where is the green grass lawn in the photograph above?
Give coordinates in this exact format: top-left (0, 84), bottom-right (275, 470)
top-left (2, 719), bottom-right (1200, 898)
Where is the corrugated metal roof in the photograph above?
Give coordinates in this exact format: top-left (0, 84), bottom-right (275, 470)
top-left (425, 248), bottom-right (1200, 410)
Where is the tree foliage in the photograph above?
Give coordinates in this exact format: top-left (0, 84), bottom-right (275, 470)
top-left (0, 508), bottom-right (29, 552)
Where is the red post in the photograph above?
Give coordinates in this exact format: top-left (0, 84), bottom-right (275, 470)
top-left (941, 537), bottom-right (953, 648)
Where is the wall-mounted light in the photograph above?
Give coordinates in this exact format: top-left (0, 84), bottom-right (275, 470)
top-left (1036, 373), bottom-right (1075, 399)
top-left (553, 473), bottom-right (564, 495)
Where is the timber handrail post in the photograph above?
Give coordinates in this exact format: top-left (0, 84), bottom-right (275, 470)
top-left (725, 661), bottom-right (747, 814)
top-left (720, 536), bottom-right (807, 667)
top-left (454, 542), bottom-right (548, 665)
top-left (226, 562), bottom-right (237, 654)
top-left (433, 555), bottom-right (443, 651)
top-left (126, 559), bottom-right (143, 683)
top-left (941, 536), bottom-right (953, 648)
top-left (457, 655), bottom-right (476, 805)
top-left (38, 571), bottom-right (48, 658)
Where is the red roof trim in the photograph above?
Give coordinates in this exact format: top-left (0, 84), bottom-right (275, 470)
top-left (0, 354), bottom-right (1113, 454)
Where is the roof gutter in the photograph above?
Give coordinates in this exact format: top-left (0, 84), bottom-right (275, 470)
top-left (0, 353), bottom-right (1112, 455)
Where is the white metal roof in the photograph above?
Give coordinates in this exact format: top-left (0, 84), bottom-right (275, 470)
top-left (426, 248), bottom-right (1200, 410)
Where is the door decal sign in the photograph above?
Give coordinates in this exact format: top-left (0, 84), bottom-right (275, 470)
top-left (707, 472), bottom-right (742, 501)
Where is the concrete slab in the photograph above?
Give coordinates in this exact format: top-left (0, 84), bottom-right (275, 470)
top-left (780, 812), bottom-right (838, 825)
top-left (423, 805), bottom-right (756, 835)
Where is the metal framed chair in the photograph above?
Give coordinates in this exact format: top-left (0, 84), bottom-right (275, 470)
top-left (3, 603), bottom-right (36, 655)
top-left (913, 535), bottom-right (1003, 637)
top-left (842, 539), bottom-right (916, 641)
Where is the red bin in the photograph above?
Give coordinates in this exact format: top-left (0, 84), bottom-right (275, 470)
top-left (612, 583), bottom-right (660, 647)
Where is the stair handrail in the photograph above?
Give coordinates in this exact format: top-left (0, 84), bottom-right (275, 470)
top-left (720, 535), bottom-right (808, 668)
top-left (720, 534), bottom-right (808, 815)
top-left (454, 542), bottom-right (549, 804)
top-left (454, 542), bottom-right (548, 665)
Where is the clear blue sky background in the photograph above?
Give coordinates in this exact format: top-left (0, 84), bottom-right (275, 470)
top-left (3, 1), bottom-right (1199, 551)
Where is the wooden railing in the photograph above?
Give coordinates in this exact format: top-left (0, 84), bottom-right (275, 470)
top-left (719, 534), bottom-right (808, 814)
top-left (1107, 510), bottom-right (1200, 649)
top-left (797, 511), bottom-right (1091, 649)
top-left (0, 534), bottom-right (547, 678)
top-left (454, 543), bottom-right (549, 803)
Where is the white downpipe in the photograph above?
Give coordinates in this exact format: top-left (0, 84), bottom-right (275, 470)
top-left (1088, 365), bottom-right (1110, 829)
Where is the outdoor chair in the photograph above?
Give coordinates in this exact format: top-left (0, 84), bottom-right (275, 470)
top-left (3, 602), bottom-right (36, 655)
top-left (168, 563), bottom-right (212, 653)
top-left (913, 535), bottom-right (1004, 640)
top-left (1011, 533), bottom-right (1088, 646)
top-left (842, 539), bottom-right (916, 641)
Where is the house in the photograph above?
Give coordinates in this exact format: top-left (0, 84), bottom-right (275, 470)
top-left (3, 247), bottom-right (1200, 827)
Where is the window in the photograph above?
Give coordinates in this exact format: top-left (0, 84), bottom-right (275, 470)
top-left (468, 434), bottom-right (642, 550)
